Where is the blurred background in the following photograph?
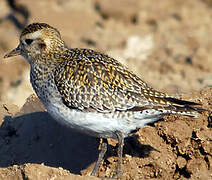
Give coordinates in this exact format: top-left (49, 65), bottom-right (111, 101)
top-left (0, 0), bottom-right (212, 107)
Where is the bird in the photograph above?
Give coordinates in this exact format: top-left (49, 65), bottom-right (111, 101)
top-left (4, 22), bottom-right (205, 178)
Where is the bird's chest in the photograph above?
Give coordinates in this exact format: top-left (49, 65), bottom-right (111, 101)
top-left (30, 68), bottom-right (62, 106)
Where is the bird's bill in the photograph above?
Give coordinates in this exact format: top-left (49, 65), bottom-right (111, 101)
top-left (4, 45), bottom-right (21, 58)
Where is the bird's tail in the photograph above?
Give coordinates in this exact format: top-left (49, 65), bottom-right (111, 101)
top-left (162, 97), bottom-right (207, 117)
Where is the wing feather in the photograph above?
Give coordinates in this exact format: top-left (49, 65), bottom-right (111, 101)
top-left (54, 48), bottom-right (203, 115)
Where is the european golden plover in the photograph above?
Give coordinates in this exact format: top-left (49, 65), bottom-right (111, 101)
top-left (4, 23), bottom-right (204, 178)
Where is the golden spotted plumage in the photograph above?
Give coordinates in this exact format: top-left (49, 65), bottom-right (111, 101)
top-left (53, 48), bottom-right (201, 115)
top-left (55, 49), bottom-right (149, 111)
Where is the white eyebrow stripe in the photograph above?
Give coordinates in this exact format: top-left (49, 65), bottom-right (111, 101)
top-left (21, 30), bottom-right (42, 40)
top-left (30, 31), bottom-right (42, 39)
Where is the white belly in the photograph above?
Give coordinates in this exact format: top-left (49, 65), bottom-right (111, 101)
top-left (47, 103), bottom-right (122, 138)
top-left (45, 100), bottom-right (160, 139)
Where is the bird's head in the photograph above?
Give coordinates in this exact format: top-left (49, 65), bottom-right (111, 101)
top-left (4, 23), bottom-right (66, 64)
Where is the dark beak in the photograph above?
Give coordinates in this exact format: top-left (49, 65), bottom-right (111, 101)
top-left (4, 45), bottom-right (21, 58)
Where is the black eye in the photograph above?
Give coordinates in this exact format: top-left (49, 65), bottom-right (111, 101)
top-left (25, 39), bottom-right (33, 45)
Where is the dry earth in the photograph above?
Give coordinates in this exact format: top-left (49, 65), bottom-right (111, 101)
top-left (0, 0), bottom-right (212, 179)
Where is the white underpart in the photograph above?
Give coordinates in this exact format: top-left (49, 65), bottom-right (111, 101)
top-left (47, 102), bottom-right (156, 139)
top-left (46, 97), bottom-right (198, 139)
top-left (47, 103), bottom-right (116, 138)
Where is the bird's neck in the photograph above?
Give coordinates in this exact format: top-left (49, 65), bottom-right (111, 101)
top-left (31, 46), bottom-right (68, 67)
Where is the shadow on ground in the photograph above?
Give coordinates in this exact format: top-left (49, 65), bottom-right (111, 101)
top-left (0, 112), bottom-right (99, 174)
top-left (0, 110), bottom-right (157, 175)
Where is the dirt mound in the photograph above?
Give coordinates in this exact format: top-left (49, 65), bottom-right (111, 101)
top-left (0, 89), bottom-right (211, 179)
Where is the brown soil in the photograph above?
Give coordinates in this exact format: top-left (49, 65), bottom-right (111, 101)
top-left (0, 0), bottom-right (212, 179)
